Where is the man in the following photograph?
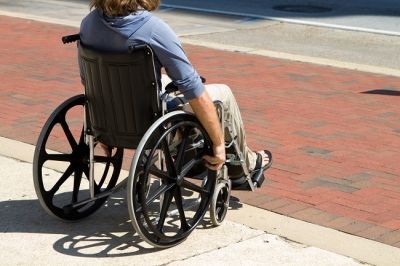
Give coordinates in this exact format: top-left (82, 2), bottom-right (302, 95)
top-left (80, 0), bottom-right (271, 183)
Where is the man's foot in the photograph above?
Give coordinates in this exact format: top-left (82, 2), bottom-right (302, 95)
top-left (251, 150), bottom-right (272, 188)
top-left (255, 150), bottom-right (273, 171)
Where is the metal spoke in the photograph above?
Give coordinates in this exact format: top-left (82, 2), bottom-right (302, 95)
top-left (181, 179), bottom-right (210, 196)
top-left (175, 128), bottom-right (190, 173)
top-left (82, 165), bottom-right (89, 180)
top-left (46, 154), bottom-right (73, 162)
top-left (72, 168), bottom-right (83, 203)
top-left (60, 120), bottom-right (78, 150)
top-left (174, 187), bottom-right (190, 231)
top-left (48, 164), bottom-right (74, 197)
top-left (144, 183), bottom-right (175, 210)
top-left (157, 188), bottom-right (175, 231)
top-left (96, 162), bottom-right (110, 190)
top-left (180, 158), bottom-right (203, 178)
top-left (78, 127), bottom-right (85, 145)
top-left (148, 166), bottom-right (174, 181)
top-left (94, 155), bottom-right (111, 163)
top-left (162, 139), bottom-right (177, 177)
top-left (148, 153), bottom-right (159, 166)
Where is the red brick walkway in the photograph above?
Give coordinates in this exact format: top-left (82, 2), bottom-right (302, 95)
top-left (1, 16), bottom-right (400, 247)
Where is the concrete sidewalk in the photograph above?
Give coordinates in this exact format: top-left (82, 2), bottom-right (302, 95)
top-left (2, 136), bottom-right (400, 265)
top-left (0, 151), bottom-right (367, 266)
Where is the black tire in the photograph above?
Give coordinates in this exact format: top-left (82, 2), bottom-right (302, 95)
top-left (127, 111), bottom-right (217, 248)
top-left (33, 94), bottom-right (123, 221)
top-left (210, 182), bottom-right (231, 226)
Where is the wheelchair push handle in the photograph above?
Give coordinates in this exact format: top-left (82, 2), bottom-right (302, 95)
top-left (62, 34), bottom-right (80, 44)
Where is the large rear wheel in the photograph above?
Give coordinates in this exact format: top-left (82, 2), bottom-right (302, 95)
top-left (127, 111), bottom-right (217, 248)
top-left (33, 95), bottom-right (123, 221)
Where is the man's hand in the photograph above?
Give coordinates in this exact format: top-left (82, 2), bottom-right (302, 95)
top-left (188, 90), bottom-right (225, 171)
top-left (203, 143), bottom-right (226, 170)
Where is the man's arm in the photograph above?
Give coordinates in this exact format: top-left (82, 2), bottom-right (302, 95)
top-left (189, 90), bottom-right (225, 170)
top-left (149, 18), bottom-right (225, 169)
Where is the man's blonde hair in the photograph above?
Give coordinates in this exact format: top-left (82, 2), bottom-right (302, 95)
top-left (90, 0), bottom-right (160, 16)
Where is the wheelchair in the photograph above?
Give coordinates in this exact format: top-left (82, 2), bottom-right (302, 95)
top-left (32, 34), bottom-right (269, 248)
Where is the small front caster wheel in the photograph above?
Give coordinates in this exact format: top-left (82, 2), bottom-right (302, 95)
top-left (210, 182), bottom-right (231, 226)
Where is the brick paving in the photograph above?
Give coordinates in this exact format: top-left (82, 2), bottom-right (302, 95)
top-left (1, 15), bottom-right (399, 248)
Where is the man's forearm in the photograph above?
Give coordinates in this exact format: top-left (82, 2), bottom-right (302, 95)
top-left (188, 90), bottom-right (224, 147)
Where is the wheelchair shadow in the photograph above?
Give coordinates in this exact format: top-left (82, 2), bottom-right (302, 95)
top-left (0, 194), bottom-right (164, 257)
top-left (1, 191), bottom-right (243, 257)
top-left (229, 196), bottom-right (243, 210)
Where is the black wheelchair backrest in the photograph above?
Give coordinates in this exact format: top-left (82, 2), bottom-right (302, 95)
top-left (78, 43), bottom-right (160, 149)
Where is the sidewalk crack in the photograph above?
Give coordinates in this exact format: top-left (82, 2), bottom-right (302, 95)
top-left (160, 232), bottom-right (265, 266)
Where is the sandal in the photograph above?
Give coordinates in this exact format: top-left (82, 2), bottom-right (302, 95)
top-left (251, 150), bottom-right (273, 187)
top-left (255, 150), bottom-right (273, 171)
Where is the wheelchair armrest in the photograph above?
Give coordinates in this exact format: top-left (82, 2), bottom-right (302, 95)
top-left (165, 76), bottom-right (207, 94)
top-left (62, 34), bottom-right (80, 44)
top-left (165, 82), bottom-right (179, 94)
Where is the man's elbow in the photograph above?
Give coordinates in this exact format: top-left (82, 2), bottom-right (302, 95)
top-left (188, 90), bottom-right (211, 108)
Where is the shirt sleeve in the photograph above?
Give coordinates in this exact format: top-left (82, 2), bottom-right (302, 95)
top-left (149, 18), bottom-right (204, 100)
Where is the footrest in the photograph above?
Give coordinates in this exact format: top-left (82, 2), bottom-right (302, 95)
top-left (252, 172), bottom-right (265, 188)
top-left (230, 172), bottom-right (266, 191)
top-left (230, 176), bottom-right (250, 191)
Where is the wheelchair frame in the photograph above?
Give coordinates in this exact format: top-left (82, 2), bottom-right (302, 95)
top-left (33, 34), bottom-right (261, 248)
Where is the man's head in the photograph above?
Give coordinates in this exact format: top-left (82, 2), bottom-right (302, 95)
top-left (90, 0), bottom-right (160, 16)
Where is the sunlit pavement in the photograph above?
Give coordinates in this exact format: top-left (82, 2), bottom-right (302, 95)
top-left (0, 1), bottom-right (400, 265)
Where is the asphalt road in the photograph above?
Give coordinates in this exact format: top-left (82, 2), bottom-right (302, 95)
top-left (46, 0), bottom-right (400, 34)
top-left (162, 0), bottom-right (400, 35)
top-left (0, 0), bottom-right (399, 70)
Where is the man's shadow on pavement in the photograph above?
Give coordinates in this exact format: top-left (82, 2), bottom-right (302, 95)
top-left (0, 191), bottom-right (243, 258)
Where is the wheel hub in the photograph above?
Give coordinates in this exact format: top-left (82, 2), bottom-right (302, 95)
top-left (176, 174), bottom-right (184, 186)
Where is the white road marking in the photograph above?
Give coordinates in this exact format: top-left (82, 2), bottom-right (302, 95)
top-left (161, 4), bottom-right (400, 37)
top-left (1, 10), bottom-right (399, 78)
